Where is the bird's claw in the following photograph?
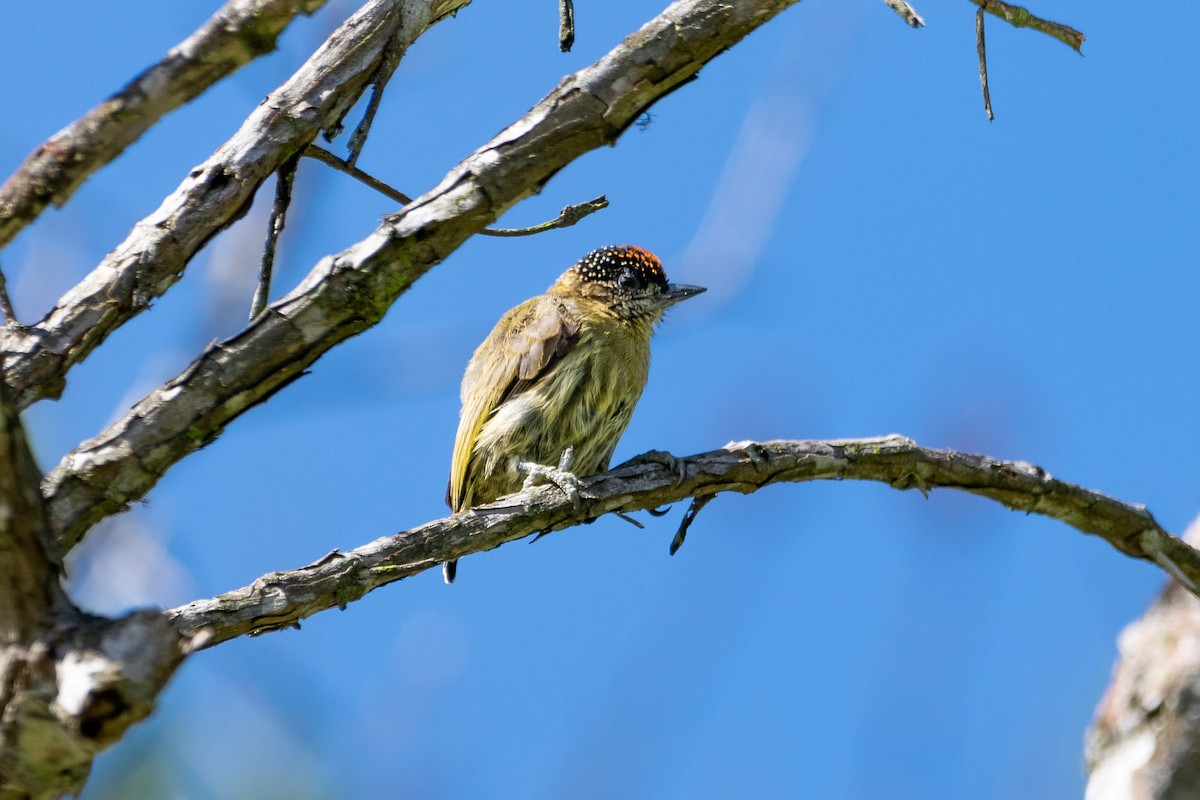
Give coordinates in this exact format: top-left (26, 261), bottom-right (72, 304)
top-left (518, 446), bottom-right (584, 511)
top-left (622, 449), bottom-right (686, 484)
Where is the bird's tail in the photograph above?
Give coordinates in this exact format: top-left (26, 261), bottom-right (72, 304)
top-left (443, 559), bottom-right (457, 584)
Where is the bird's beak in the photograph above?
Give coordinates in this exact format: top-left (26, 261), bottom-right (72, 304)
top-left (659, 283), bottom-right (706, 308)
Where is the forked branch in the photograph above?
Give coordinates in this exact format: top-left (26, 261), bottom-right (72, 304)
top-left (0, 0), bottom-right (471, 410)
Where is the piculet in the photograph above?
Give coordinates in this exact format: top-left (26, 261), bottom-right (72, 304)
top-left (444, 245), bottom-right (705, 583)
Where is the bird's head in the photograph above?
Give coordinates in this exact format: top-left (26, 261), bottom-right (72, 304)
top-left (552, 245), bottom-right (706, 322)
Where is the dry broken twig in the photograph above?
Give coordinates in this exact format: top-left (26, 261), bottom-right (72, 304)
top-left (977, 7), bottom-right (994, 120)
top-left (883, 0), bottom-right (925, 28)
top-left (560, 0), bottom-right (577, 50)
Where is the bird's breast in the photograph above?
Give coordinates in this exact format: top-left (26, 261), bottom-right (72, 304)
top-left (473, 321), bottom-right (651, 489)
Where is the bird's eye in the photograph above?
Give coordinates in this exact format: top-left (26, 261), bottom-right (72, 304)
top-left (617, 270), bottom-right (640, 291)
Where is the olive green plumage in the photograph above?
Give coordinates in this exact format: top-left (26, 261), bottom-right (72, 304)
top-left (444, 245), bottom-right (705, 583)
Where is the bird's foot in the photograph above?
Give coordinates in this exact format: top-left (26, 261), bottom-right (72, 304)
top-left (618, 449), bottom-right (687, 484)
top-left (517, 446), bottom-right (583, 511)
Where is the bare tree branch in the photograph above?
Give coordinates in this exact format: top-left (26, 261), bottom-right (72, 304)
top-left (0, 0), bottom-right (472, 410)
top-left (168, 436), bottom-right (1194, 649)
top-left (969, 0), bottom-right (1084, 52)
top-left (0, 0), bottom-right (330, 252)
top-left (41, 0), bottom-right (807, 552)
top-left (18, 430), bottom-right (1158, 791)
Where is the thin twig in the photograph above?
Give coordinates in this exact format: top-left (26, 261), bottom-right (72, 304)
top-left (345, 83), bottom-right (386, 167)
top-left (670, 493), bottom-right (715, 555)
top-left (968, 0), bottom-right (1084, 52)
top-left (976, 6), bottom-right (994, 121)
top-left (251, 153), bottom-right (301, 320)
top-left (480, 196), bottom-right (609, 237)
top-left (304, 144), bottom-right (607, 235)
top-left (883, 0), bottom-right (924, 28)
top-left (303, 145), bottom-right (412, 204)
top-left (344, 34), bottom-right (409, 165)
top-left (559, 0), bottom-right (576, 51)
top-left (0, 261), bottom-right (19, 327)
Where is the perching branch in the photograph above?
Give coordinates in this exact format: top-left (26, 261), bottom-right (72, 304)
top-left (968, 0), bottom-right (1085, 52)
top-left (0, 0), bottom-right (472, 410)
top-left (0, 0), bottom-right (330, 252)
top-left (42, 0), bottom-right (807, 553)
top-left (12, 432), bottom-right (1156, 792)
top-left (168, 436), bottom-right (1197, 649)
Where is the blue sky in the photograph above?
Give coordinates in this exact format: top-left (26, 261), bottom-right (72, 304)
top-left (2, 1), bottom-right (1197, 797)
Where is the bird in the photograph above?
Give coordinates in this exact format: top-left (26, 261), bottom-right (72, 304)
top-left (443, 245), bottom-right (705, 583)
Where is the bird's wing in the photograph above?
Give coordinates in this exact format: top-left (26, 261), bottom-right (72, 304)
top-left (447, 295), bottom-right (581, 510)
